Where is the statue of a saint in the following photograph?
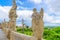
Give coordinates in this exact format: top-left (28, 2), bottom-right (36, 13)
top-left (32, 8), bottom-right (44, 40)
top-left (9, 0), bottom-right (17, 20)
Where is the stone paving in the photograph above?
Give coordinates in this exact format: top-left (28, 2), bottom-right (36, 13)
top-left (0, 29), bottom-right (9, 40)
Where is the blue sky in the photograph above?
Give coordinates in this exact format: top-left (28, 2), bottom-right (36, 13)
top-left (0, 0), bottom-right (60, 27)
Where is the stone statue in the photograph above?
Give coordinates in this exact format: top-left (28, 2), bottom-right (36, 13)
top-left (9, 0), bottom-right (17, 19)
top-left (7, 0), bottom-right (17, 40)
top-left (9, 0), bottom-right (17, 31)
top-left (32, 8), bottom-right (44, 40)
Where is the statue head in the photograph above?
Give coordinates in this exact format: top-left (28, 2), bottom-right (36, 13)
top-left (12, 0), bottom-right (17, 9)
top-left (13, 0), bottom-right (16, 5)
top-left (33, 8), bottom-right (37, 13)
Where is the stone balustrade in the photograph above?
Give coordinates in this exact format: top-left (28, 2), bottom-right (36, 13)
top-left (11, 31), bottom-right (32, 40)
top-left (1, 8), bottom-right (44, 40)
top-left (3, 28), bottom-right (38, 40)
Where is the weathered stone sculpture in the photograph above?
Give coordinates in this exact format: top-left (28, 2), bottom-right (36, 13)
top-left (9, 0), bottom-right (17, 31)
top-left (7, 0), bottom-right (17, 40)
top-left (32, 8), bottom-right (44, 40)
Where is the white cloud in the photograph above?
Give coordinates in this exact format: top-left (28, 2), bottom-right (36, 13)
top-left (44, 13), bottom-right (54, 23)
top-left (44, 13), bottom-right (60, 24)
top-left (0, 6), bottom-right (11, 21)
top-left (17, 6), bottom-right (31, 10)
top-left (0, 5), bottom-right (60, 26)
top-left (43, 0), bottom-right (60, 25)
top-left (0, 5), bottom-right (33, 20)
top-left (16, 0), bottom-right (24, 5)
top-left (0, 6), bottom-right (33, 26)
top-left (44, 0), bottom-right (60, 15)
top-left (17, 10), bottom-right (32, 17)
top-left (51, 20), bottom-right (60, 24)
top-left (29, 0), bottom-right (42, 4)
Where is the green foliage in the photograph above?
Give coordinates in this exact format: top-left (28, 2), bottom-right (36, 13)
top-left (43, 30), bottom-right (56, 39)
top-left (16, 28), bottom-right (33, 36)
top-left (43, 27), bottom-right (60, 40)
top-left (16, 26), bottom-right (60, 40)
top-left (52, 27), bottom-right (60, 34)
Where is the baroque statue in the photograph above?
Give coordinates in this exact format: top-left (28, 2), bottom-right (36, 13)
top-left (9, 0), bottom-right (17, 31)
top-left (32, 8), bottom-right (44, 40)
